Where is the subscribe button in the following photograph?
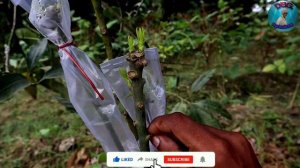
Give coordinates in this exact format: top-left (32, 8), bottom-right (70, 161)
top-left (164, 155), bottom-right (193, 164)
top-left (107, 152), bottom-right (215, 167)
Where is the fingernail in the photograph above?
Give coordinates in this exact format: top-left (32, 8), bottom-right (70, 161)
top-left (152, 136), bottom-right (160, 148)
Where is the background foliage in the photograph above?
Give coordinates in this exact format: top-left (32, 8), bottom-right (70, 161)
top-left (0, 0), bottom-right (300, 167)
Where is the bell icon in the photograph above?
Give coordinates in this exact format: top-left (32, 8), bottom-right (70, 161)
top-left (200, 156), bottom-right (205, 163)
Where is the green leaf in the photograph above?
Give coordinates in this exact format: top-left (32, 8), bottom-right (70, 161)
top-left (188, 103), bottom-right (221, 128)
top-left (39, 65), bottom-right (63, 82)
top-left (98, 152), bottom-right (107, 163)
top-left (193, 100), bottom-right (232, 120)
top-left (205, 11), bottom-right (218, 20)
top-left (39, 128), bottom-right (50, 136)
top-left (223, 64), bottom-right (241, 79)
top-left (119, 68), bottom-right (132, 87)
top-left (274, 59), bottom-right (284, 66)
top-left (27, 38), bottom-right (48, 70)
top-left (166, 76), bottom-right (178, 90)
top-left (128, 36), bottom-right (135, 53)
top-left (278, 63), bottom-right (286, 74)
top-left (106, 19), bottom-right (119, 29)
top-left (191, 69), bottom-right (216, 92)
top-left (0, 74), bottom-right (31, 102)
top-left (262, 64), bottom-right (276, 72)
top-left (218, 0), bottom-right (228, 9)
top-left (136, 27), bottom-right (145, 51)
top-left (171, 102), bottom-right (188, 113)
top-left (15, 28), bottom-right (39, 40)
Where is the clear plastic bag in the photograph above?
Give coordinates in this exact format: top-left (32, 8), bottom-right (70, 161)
top-left (11, 0), bottom-right (32, 12)
top-left (100, 48), bottom-right (166, 125)
top-left (23, 0), bottom-right (139, 151)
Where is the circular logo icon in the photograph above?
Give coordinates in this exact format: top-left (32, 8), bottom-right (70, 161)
top-left (268, 0), bottom-right (298, 32)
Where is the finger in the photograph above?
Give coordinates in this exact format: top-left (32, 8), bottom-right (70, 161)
top-left (148, 112), bottom-right (200, 149)
top-left (153, 159), bottom-right (157, 165)
top-left (151, 135), bottom-right (181, 151)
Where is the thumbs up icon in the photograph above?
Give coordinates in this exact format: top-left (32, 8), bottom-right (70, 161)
top-left (150, 159), bottom-right (161, 168)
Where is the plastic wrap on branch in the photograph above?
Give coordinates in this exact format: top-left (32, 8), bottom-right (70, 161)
top-left (11, 0), bottom-right (32, 12)
top-left (14, 0), bottom-right (139, 151)
top-left (100, 48), bottom-right (166, 125)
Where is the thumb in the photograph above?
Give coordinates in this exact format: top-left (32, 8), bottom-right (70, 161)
top-left (151, 135), bottom-right (181, 151)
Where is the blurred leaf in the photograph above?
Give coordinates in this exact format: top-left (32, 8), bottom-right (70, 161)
top-left (119, 68), bottom-right (132, 87)
top-left (205, 11), bottom-right (218, 20)
top-left (98, 152), bottom-right (107, 163)
top-left (188, 103), bottom-right (221, 128)
top-left (262, 64), bottom-right (276, 72)
top-left (166, 76), bottom-right (178, 90)
top-left (55, 97), bottom-right (75, 112)
top-left (223, 64), bottom-right (241, 79)
top-left (191, 69), bottom-right (216, 92)
top-left (15, 28), bottom-right (39, 40)
top-left (286, 54), bottom-right (300, 63)
top-left (0, 74), bottom-right (31, 102)
top-left (278, 63), bottom-right (286, 74)
top-left (40, 80), bottom-right (68, 98)
top-left (27, 38), bottom-right (48, 70)
top-left (106, 19), bottom-right (119, 29)
top-left (39, 128), bottom-right (50, 136)
top-left (218, 0), bottom-right (228, 9)
top-left (171, 102), bottom-right (188, 113)
top-left (193, 100), bottom-right (232, 120)
top-left (40, 65), bottom-right (63, 82)
top-left (274, 59), bottom-right (284, 66)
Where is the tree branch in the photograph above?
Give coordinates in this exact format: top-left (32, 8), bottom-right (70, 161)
top-left (4, 5), bottom-right (17, 73)
top-left (91, 0), bottom-right (114, 59)
top-left (127, 51), bottom-right (149, 151)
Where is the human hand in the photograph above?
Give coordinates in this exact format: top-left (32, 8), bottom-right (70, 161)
top-left (150, 159), bottom-right (161, 168)
top-left (148, 112), bottom-right (262, 168)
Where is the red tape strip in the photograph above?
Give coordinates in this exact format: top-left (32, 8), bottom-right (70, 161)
top-left (60, 47), bottom-right (105, 100)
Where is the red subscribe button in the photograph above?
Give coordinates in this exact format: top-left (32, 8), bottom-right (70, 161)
top-left (164, 155), bottom-right (193, 164)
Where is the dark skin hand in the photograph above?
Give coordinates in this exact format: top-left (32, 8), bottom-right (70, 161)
top-left (148, 112), bottom-right (262, 168)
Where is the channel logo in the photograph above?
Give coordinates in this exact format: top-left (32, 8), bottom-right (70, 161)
top-left (268, 0), bottom-right (298, 32)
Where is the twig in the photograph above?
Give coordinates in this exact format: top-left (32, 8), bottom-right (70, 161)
top-left (91, 0), bottom-right (114, 59)
top-left (127, 29), bottom-right (149, 151)
top-left (288, 78), bottom-right (300, 109)
top-left (166, 91), bottom-right (191, 104)
top-left (127, 52), bottom-right (149, 151)
top-left (4, 5), bottom-right (17, 72)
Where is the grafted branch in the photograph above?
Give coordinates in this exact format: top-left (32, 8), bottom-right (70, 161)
top-left (91, 0), bottom-right (114, 59)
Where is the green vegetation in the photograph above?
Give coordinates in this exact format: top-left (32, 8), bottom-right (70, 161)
top-left (1, 0), bottom-right (300, 167)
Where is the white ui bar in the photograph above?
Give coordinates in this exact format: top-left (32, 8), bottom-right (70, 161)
top-left (107, 152), bottom-right (215, 167)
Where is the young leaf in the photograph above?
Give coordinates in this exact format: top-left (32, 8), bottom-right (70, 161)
top-left (0, 74), bottom-right (31, 102)
top-left (119, 68), bottom-right (132, 88)
top-left (27, 38), bottom-right (48, 70)
top-left (136, 27), bottom-right (145, 52)
top-left (191, 69), bottom-right (216, 92)
top-left (128, 36), bottom-right (135, 53)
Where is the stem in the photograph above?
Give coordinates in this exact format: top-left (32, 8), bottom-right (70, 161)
top-left (127, 52), bottom-right (149, 151)
top-left (288, 78), bottom-right (300, 109)
top-left (91, 0), bottom-right (114, 60)
top-left (166, 91), bottom-right (191, 104)
top-left (4, 5), bottom-right (17, 72)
